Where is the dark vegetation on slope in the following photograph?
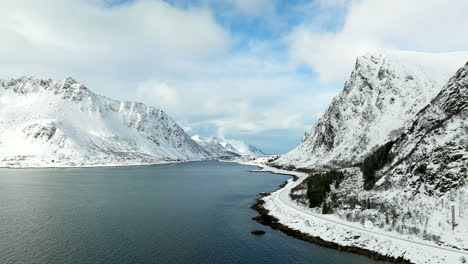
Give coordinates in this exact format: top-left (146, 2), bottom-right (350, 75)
top-left (360, 141), bottom-right (395, 190)
top-left (304, 171), bottom-right (345, 210)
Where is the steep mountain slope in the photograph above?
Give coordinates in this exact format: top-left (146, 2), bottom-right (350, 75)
top-left (377, 61), bottom-right (468, 196)
top-left (275, 51), bottom-right (468, 170)
top-left (0, 77), bottom-right (210, 167)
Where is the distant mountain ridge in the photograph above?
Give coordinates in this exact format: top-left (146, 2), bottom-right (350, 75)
top-left (191, 135), bottom-right (266, 157)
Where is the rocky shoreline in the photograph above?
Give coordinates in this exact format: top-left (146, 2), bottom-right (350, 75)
top-left (250, 176), bottom-right (412, 264)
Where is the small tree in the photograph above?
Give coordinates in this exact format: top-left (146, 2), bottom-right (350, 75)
top-left (322, 200), bottom-right (329, 214)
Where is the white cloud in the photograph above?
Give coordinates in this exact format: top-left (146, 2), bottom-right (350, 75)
top-left (0, 0), bottom-right (230, 64)
top-left (135, 68), bottom-right (338, 137)
top-left (287, 0), bottom-right (468, 82)
top-left (136, 80), bottom-right (179, 109)
top-left (287, 28), bottom-right (385, 82)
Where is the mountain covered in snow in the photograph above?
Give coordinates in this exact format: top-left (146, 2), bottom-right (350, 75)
top-left (0, 77), bottom-right (212, 167)
top-left (313, 60), bottom-right (468, 252)
top-left (274, 53), bottom-right (468, 256)
top-left (191, 135), bottom-right (240, 158)
top-left (220, 138), bottom-right (266, 156)
top-left (245, 144), bottom-right (267, 156)
top-left (274, 51), bottom-right (468, 170)
top-left (191, 135), bottom-right (266, 157)
top-left (376, 61), bottom-right (468, 196)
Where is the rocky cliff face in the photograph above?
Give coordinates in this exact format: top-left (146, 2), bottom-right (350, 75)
top-left (0, 77), bottom-right (210, 167)
top-left (275, 51), bottom-right (468, 170)
top-left (377, 61), bottom-right (468, 197)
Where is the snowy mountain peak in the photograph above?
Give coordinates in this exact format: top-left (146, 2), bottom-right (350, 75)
top-left (276, 51), bottom-right (468, 170)
top-left (190, 135), bottom-right (265, 156)
top-left (1, 76), bottom-right (98, 106)
top-left (190, 135), bottom-right (239, 158)
top-left (0, 77), bottom-right (209, 167)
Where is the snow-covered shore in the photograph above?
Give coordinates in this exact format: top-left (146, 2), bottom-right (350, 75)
top-left (0, 157), bottom-right (239, 169)
top-left (237, 157), bottom-right (468, 264)
top-left (0, 159), bottom-right (187, 169)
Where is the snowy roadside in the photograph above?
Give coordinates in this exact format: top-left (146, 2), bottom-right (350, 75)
top-left (236, 157), bottom-right (468, 264)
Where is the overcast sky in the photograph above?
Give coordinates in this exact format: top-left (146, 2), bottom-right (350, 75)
top-left (1, 0), bottom-right (467, 154)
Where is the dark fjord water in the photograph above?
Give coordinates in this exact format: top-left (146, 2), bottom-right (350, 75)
top-left (0, 162), bottom-right (386, 264)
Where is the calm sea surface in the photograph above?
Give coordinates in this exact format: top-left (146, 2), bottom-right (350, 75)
top-left (0, 161), bottom-right (387, 264)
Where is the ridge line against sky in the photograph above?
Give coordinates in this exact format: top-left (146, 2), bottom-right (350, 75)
top-left (1, 0), bottom-right (467, 154)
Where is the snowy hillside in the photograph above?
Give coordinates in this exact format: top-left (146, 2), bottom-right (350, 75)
top-left (0, 77), bottom-right (211, 167)
top-left (275, 51), bottom-right (468, 170)
top-left (378, 61), bottom-right (468, 196)
top-left (191, 135), bottom-right (265, 157)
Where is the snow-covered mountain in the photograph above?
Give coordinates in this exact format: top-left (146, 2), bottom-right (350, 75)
top-left (191, 135), bottom-right (266, 157)
top-left (246, 144), bottom-right (266, 156)
top-left (219, 138), bottom-right (266, 156)
top-left (325, 61), bottom-right (468, 251)
top-left (280, 58), bottom-right (468, 255)
top-left (191, 135), bottom-right (240, 158)
top-left (0, 77), bottom-right (211, 167)
top-left (377, 61), bottom-right (468, 196)
top-left (275, 51), bottom-right (468, 170)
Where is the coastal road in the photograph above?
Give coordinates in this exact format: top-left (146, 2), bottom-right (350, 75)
top-left (265, 168), bottom-right (468, 257)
